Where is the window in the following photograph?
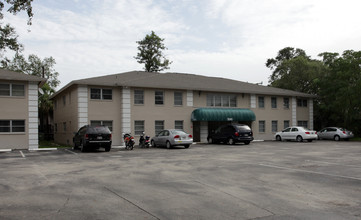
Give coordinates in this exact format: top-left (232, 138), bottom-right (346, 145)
top-left (63, 122), bottom-right (67, 132)
top-left (283, 98), bottom-right (289, 109)
top-left (12, 84), bottom-right (25, 96)
top-left (259, 121), bottom-right (265, 133)
top-left (175, 120), bottom-right (183, 130)
top-left (134, 120), bottom-right (144, 135)
top-left (272, 120), bottom-right (278, 133)
top-left (271, 97), bottom-right (277, 108)
top-left (258, 96), bottom-right (264, 108)
top-left (0, 120), bottom-right (25, 133)
top-left (155, 91), bottom-right (164, 105)
top-left (297, 99), bottom-right (307, 107)
top-left (134, 90), bottom-right (144, 105)
top-left (207, 94), bottom-right (237, 107)
top-left (54, 100), bottom-right (57, 110)
top-left (284, 120), bottom-right (290, 129)
top-left (297, 121), bottom-right (308, 128)
top-left (91, 88), bottom-right (101, 99)
top-left (0, 83), bottom-right (24, 96)
top-left (90, 120), bottom-right (113, 131)
top-left (90, 88), bottom-right (112, 100)
top-left (155, 120), bottom-right (164, 135)
top-left (174, 92), bottom-right (183, 106)
top-left (102, 89), bottom-right (112, 100)
top-left (55, 123), bottom-right (57, 133)
top-left (63, 95), bottom-right (66, 106)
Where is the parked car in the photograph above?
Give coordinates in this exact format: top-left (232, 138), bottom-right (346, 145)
top-left (151, 129), bottom-right (193, 149)
top-left (318, 127), bottom-right (354, 141)
top-left (275, 126), bottom-right (317, 142)
top-left (207, 124), bottom-right (253, 145)
top-left (73, 125), bottom-right (112, 152)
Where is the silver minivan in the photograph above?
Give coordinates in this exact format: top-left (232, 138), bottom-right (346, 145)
top-left (317, 127), bottom-right (354, 141)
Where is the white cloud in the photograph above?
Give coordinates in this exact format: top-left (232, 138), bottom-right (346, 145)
top-left (2, 0), bottom-right (361, 89)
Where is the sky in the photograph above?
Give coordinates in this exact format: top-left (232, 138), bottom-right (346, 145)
top-left (3, 0), bottom-right (361, 89)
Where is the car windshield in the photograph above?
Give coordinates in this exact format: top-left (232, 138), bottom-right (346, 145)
top-left (303, 127), bottom-right (311, 131)
top-left (87, 126), bottom-right (110, 134)
top-left (338, 128), bottom-right (345, 131)
top-left (171, 130), bottom-right (187, 135)
top-left (236, 125), bottom-right (251, 131)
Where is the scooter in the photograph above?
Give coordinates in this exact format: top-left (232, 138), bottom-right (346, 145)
top-left (139, 132), bottom-right (151, 148)
top-left (123, 133), bottom-right (135, 150)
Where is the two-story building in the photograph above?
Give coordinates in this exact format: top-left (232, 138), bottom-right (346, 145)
top-left (51, 71), bottom-right (315, 146)
top-left (0, 69), bottom-right (46, 150)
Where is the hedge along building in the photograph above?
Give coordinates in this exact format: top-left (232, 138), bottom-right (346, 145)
top-left (51, 71), bottom-right (315, 146)
top-left (0, 69), bottom-right (46, 150)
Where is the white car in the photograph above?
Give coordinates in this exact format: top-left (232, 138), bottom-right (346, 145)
top-left (275, 126), bottom-right (318, 142)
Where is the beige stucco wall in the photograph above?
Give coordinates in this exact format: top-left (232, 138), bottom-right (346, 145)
top-left (131, 88), bottom-right (194, 142)
top-left (252, 96), bottom-right (295, 140)
top-left (88, 86), bottom-right (122, 145)
top-left (52, 84), bottom-right (313, 145)
top-left (0, 81), bottom-right (28, 149)
top-left (53, 85), bottom-right (78, 145)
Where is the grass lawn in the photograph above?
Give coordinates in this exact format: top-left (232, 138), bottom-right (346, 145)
top-left (39, 140), bottom-right (71, 148)
top-left (351, 137), bottom-right (361, 141)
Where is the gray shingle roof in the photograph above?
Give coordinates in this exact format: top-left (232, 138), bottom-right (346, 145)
top-left (53, 71), bottom-right (315, 98)
top-left (0, 68), bottom-right (46, 87)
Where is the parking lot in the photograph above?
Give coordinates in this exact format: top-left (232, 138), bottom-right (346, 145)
top-left (1, 141), bottom-right (361, 220)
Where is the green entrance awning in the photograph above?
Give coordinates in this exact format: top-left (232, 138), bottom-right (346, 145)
top-left (191, 108), bottom-right (256, 122)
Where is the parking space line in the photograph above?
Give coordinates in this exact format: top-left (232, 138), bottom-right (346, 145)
top-left (305, 160), bottom-right (361, 168)
top-left (259, 163), bottom-right (361, 182)
top-left (64, 149), bottom-right (78, 155)
top-left (19, 151), bottom-right (25, 158)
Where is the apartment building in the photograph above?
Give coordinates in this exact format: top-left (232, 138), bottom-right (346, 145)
top-left (0, 69), bottom-right (46, 150)
top-left (51, 71), bottom-right (315, 146)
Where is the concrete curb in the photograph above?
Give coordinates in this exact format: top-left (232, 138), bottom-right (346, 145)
top-left (29, 148), bottom-right (58, 151)
top-left (0, 149), bottom-right (12, 152)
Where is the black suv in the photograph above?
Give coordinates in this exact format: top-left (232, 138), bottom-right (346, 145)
top-left (73, 125), bottom-right (112, 152)
top-left (207, 124), bottom-right (253, 145)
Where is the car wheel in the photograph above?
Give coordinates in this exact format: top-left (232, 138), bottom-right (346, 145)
top-left (227, 138), bottom-right (235, 145)
top-left (166, 141), bottom-right (172, 149)
top-left (208, 137), bottom-right (213, 144)
top-left (244, 141), bottom-right (250, 145)
top-left (73, 141), bottom-right (78, 150)
top-left (184, 144), bottom-right (190, 149)
top-left (105, 145), bottom-right (111, 152)
top-left (276, 135), bottom-right (282, 141)
top-left (80, 142), bottom-right (87, 152)
top-left (151, 140), bottom-right (156, 148)
top-left (296, 135), bottom-right (303, 142)
top-left (334, 135), bottom-right (340, 141)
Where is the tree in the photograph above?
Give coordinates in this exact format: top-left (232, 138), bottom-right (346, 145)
top-left (318, 50), bottom-right (361, 134)
top-left (135, 31), bottom-right (172, 72)
top-left (0, 0), bottom-right (33, 55)
top-left (266, 47), bottom-right (325, 95)
top-left (1, 53), bottom-right (60, 137)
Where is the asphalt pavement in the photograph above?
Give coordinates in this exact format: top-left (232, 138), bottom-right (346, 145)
top-left (1, 141), bottom-right (361, 219)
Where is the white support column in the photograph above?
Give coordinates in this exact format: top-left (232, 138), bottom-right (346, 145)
top-left (309, 98), bottom-right (314, 130)
top-left (28, 83), bottom-right (39, 150)
top-left (292, 97), bottom-right (297, 126)
top-left (250, 94), bottom-right (256, 108)
top-left (187, 90), bottom-right (193, 107)
top-left (122, 87), bottom-right (131, 134)
top-left (77, 86), bottom-right (88, 129)
top-left (200, 121), bottom-right (208, 143)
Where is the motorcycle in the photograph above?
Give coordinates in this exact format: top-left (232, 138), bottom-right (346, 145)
top-left (123, 133), bottom-right (135, 150)
top-left (139, 132), bottom-right (151, 148)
